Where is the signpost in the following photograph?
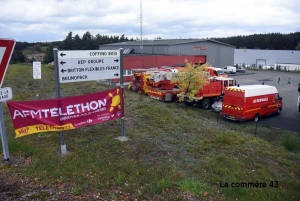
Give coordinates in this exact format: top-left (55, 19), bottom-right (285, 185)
top-left (54, 49), bottom-right (126, 155)
top-left (0, 38), bottom-right (16, 161)
top-left (57, 50), bottom-right (121, 83)
top-left (33, 62), bottom-right (41, 79)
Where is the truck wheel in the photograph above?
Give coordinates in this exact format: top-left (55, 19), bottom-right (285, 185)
top-left (173, 95), bottom-right (179, 103)
top-left (132, 86), bottom-right (137, 92)
top-left (254, 114), bottom-right (259, 122)
top-left (185, 101), bottom-right (193, 106)
top-left (276, 108), bottom-right (281, 115)
top-left (202, 99), bottom-right (211, 110)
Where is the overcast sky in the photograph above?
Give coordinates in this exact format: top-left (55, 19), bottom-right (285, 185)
top-left (1, 0), bottom-right (299, 42)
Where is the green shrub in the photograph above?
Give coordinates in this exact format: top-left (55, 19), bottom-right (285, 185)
top-left (282, 135), bottom-right (300, 151)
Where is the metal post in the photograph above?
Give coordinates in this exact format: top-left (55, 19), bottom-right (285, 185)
top-left (255, 121), bottom-right (258, 136)
top-left (0, 103), bottom-right (9, 161)
top-left (53, 48), bottom-right (66, 154)
top-left (118, 48), bottom-right (127, 141)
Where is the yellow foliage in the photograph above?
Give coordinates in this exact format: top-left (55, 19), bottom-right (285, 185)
top-left (172, 59), bottom-right (210, 101)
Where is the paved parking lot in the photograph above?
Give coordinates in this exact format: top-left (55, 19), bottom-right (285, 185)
top-left (228, 70), bottom-right (300, 133)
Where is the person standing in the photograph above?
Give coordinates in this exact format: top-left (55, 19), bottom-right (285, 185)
top-left (287, 78), bottom-right (291, 85)
top-left (277, 77), bottom-right (280, 85)
top-left (298, 95), bottom-right (300, 112)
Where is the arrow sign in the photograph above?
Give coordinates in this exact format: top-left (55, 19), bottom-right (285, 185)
top-left (58, 50), bottom-right (119, 59)
top-left (0, 39), bottom-right (16, 88)
top-left (57, 50), bottom-right (121, 83)
top-left (60, 52), bottom-right (66, 57)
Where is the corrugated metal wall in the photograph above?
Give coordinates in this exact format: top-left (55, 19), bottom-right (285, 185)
top-left (99, 41), bottom-right (235, 67)
top-left (234, 49), bottom-right (300, 66)
top-left (192, 41), bottom-right (234, 67)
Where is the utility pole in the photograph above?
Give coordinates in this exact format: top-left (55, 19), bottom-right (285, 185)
top-left (140, 0), bottom-right (143, 55)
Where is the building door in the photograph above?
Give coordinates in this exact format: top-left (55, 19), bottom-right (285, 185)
top-left (256, 59), bottom-right (266, 69)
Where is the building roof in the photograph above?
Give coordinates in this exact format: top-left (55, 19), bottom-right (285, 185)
top-left (104, 39), bottom-right (235, 48)
top-left (227, 85), bottom-right (278, 97)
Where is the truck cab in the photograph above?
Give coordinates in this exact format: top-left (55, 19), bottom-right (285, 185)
top-left (182, 77), bottom-right (236, 110)
top-left (205, 67), bottom-right (228, 78)
top-left (213, 67), bottom-right (228, 78)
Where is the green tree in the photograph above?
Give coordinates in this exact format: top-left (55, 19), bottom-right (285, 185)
top-left (81, 31), bottom-right (95, 50)
top-left (296, 42), bottom-right (300, 50)
top-left (33, 44), bottom-right (42, 52)
top-left (59, 31), bottom-right (73, 50)
top-left (120, 34), bottom-right (126, 42)
top-left (10, 50), bottom-right (26, 63)
top-left (172, 60), bottom-right (210, 101)
top-left (73, 34), bottom-right (82, 50)
top-left (43, 45), bottom-right (54, 64)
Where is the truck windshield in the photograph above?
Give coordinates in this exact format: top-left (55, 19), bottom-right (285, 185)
top-left (216, 70), bottom-right (225, 75)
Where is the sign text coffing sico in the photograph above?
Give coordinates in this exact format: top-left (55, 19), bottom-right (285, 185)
top-left (89, 51), bottom-right (118, 56)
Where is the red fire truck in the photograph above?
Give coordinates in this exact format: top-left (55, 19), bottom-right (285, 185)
top-left (178, 76), bottom-right (236, 109)
top-left (128, 66), bottom-right (236, 106)
top-left (128, 66), bottom-right (185, 101)
top-left (221, 85), bottom-right (283, 122)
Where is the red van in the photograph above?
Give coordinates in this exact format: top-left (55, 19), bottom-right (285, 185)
top-left (221, 85), bottom-right (283, 122)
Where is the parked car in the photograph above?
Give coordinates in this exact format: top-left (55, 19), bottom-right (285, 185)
top-left (211, 99), bottom-right (223, 113)
top-left (262, 65), bottom-right (272, 69)
top-left (236, 66), bottom-right (246, 73)
top-left (223, 66), bottom-right (236, 74)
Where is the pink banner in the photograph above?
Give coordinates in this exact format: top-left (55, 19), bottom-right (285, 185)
top-left (7, 88), bottom-right (121, 137)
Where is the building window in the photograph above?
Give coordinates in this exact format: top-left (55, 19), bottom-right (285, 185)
top-left (122, 69), bottom-right (133, 76)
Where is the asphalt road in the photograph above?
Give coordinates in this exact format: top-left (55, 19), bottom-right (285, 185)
top-left (228, 70), bottom-right (300, 133)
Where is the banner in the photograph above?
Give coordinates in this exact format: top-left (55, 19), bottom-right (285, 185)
top-left (7, 88), bottom-right (121, 138)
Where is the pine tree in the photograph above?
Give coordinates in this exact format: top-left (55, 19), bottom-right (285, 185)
top-left (43, 45), bottom-right (54, 64)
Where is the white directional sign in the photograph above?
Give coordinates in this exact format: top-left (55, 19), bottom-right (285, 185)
top-left (58, 50), bottom-right (120, 83)
top-left (33, 62), bottom-right (41, 79)
top-left (0, 87), bottom-right (12, 102)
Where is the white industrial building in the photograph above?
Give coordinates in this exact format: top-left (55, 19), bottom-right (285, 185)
top-left (234, 49), bottom-right (300, 71)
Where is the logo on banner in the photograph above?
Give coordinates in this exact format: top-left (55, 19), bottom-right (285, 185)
top-left (109, 88), bottom-right (121, 112)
